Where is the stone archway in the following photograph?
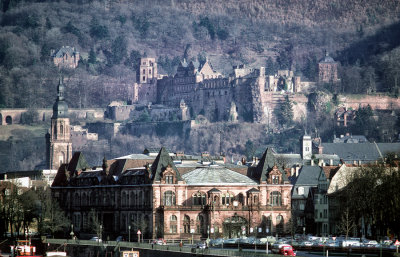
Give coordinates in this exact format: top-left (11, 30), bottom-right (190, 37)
top-left (223, 214), bottom-right (247, 238)
top-left (5, 115), bottom-right (12, 125)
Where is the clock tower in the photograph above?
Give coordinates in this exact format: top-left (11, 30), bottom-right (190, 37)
top-left (47, 78), bottom-right (72, 170)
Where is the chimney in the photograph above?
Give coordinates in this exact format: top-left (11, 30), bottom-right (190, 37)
top-left (329, 159), bottom-right (333, 166)
top-left (311, 159), bottom-right (314, 166)
top-left (318, 145), bottom-right (323, 154)
top-left (291, 168), bottom-right (295, 177)
top-left (295, 166), bottom-right (300, 177)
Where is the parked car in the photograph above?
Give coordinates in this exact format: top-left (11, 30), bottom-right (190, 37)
top-left (90, 237), bottom-right (102, 242)
top-left (196, 242), bottom-right (207, 249)
top-left (151, 239), bottom-right (166, 245)
top-left (209, 238), bottom-right (223, 246)
top-left (279, 245), bottom-right (296, 256)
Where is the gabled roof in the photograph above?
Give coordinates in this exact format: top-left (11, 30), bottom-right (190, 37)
top-left (322, 143), bottom-right (384, 163)
top-left (208, 188), bottom-right (221, 193)
top-left (150, 147), bottom-right (182, 182)
top-left (51, 164), bottom-right (69, 187)
top-left (247, 188), bottom-right (260, 193)
top-left (53, 46), bottom-right (78, 58)
top-left (253, 148), bottom-right (289, 182)
top-left (67, 152), bottom-right (90, 173)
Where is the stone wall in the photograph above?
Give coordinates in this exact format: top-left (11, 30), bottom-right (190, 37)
top-left (0, 108), bottom-right (105, 125)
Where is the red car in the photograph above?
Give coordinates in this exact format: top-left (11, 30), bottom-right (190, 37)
top-left (279, 245), bottom-right (296, 256)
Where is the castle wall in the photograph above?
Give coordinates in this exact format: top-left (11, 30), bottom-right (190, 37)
top-left (0, 108), bottom-right (104, 125)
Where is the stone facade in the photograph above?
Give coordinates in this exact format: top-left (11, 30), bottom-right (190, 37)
top-left (318, 52), bottom-right (338, 83)
top-left (51, 147), bottom-right (293, 240)
top-left (133, 58), bottom-right (158, 104)
top-left (47, 78), bottom-right (72, 171)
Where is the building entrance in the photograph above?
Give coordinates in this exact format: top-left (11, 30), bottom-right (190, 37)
top-left (223, 214), bottom-right (247, 238)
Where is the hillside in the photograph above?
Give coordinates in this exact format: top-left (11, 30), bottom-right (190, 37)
top-left (0, 0), bottom-right (400, 109)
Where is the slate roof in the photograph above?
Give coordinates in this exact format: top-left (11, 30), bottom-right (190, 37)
top-left (274, 153), bottom-right (303, 167)
top-left (321, 143), bottom-right (400, 163)
top-left (182, 166), bottom-right (257, 185)
top-left (52, 46), bottom-right (78, 58)
top-left (67, 152), bottom-right (91, 173)
top-left (51, 164), bottom-right (69, 187)
top-left (150, 147), bottom-right (182, 181)
top-left (376, 143), bottom-right (400, 156)
top-left (319, 52), bottom-right (336, 63)
top-left (250, 148), bottom-right (289, 182)
top-left (294, 166), bottom-right (323, 185)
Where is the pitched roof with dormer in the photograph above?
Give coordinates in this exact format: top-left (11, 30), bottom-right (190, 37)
top-left (249, 148), bottom-right (289, 182)
top-left (150, 147), bottom-right (182, 182)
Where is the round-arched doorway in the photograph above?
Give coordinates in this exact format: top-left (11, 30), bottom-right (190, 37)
top-left (223, 214), bottom-right (247, 238)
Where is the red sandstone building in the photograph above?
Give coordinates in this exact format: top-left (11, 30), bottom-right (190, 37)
top-left (51, 147), bottom-right (293, 240)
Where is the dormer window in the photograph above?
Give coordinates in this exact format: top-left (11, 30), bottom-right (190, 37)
top-left (166, 175), bottom-right (174, 184)
top-left (272, 175), bottom-right (280, 184)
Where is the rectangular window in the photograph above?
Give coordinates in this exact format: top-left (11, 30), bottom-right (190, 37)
top-left (170, 225), bottom-right (177, 234)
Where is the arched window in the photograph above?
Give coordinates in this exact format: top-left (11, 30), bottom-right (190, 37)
top-left (60, 124), bottom-right (64, 135)
top-left (213, 195), bottom-right (220, 206)
top-left (192, 192), bottom-right (206, 205)
top-left (196, 215), bottom-right (204, 234)
top-left (163, 191), bottom-right (176, 206)
top-left (253, 195), bottom-right (259, 205)
top-left (276, 215), bottom-right (284, 234)
top-left (238, 193), bottom-right (244, 205)
top-left (222, 192), bottom-right (234, 205)
top-left (183, 215), bottom-right (190, 233)
top-left (74, 193), bottom-right (80, 206)
top-left (82, 193), bottom-right (87, 206)
top-left (169, 215), bottom-right (177, 233)
top-left (270, 191), bottom-right (282, 206)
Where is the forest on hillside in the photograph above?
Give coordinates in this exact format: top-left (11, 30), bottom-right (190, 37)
top-left (0, 0), bottom-right (400, 109)
top-left (1, 0), bottom-right (400, 171)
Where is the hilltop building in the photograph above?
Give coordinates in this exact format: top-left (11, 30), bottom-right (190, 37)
top-left (46, 78), bottom-right (72, 171)
top-left (51, 147), bottom-right (293, 240)
top-left (51, 46), bottom-right (80, 69)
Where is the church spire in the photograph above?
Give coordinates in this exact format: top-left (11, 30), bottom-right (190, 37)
top-left (52, 77), bottom-right (68, 118)
top-left (57, 76), bottom-right (65, 101)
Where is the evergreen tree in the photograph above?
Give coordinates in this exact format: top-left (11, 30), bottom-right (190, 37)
top-left (88, 48), bottom-right (97, 64)
top-left (275, 95), bottom-right (294, 127)
top-left (265, 57), bottom-right (276, 75)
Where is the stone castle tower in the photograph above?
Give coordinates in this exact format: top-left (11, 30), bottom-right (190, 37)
top-left (46, 78), bottom-right (72, 170)
top-left (133, 58), bottom-right (158, 104)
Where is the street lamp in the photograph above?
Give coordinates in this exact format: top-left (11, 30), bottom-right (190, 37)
top-left (128, 225), bottom-right (131, 242)
top-left (99, 225), bottom-right (102, 242)
top-left (70, 224), bottom-right (74, 240)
